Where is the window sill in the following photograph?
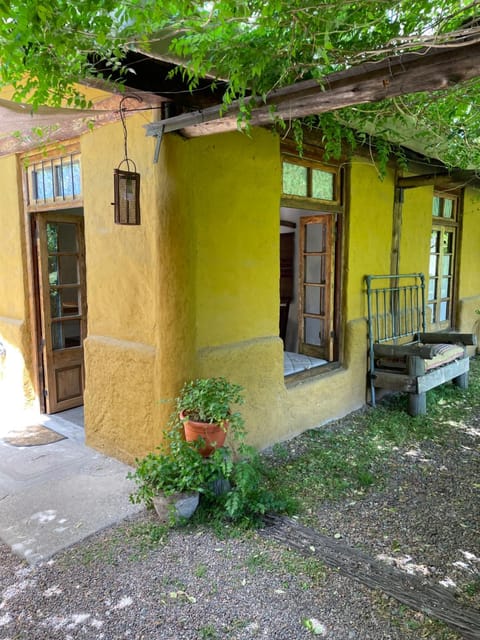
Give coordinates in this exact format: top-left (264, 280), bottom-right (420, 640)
top-left (284, 360), bottom-right (343, 387)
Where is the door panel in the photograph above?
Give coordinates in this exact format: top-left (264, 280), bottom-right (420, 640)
top-left (36, 214), bottom-right (86, 413)
top-left (299, 215), bottom-right (334, 360)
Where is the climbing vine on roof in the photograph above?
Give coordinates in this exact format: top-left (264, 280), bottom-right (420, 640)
top-left (1, 0), bottom-right (480, 169)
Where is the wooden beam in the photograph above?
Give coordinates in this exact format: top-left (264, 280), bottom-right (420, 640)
top-left (263, 515), bottom-right (480, 640)
top-left (397, 171), bottom-right (478, 188)
top-left (146, 40), bottom-right (480, 139)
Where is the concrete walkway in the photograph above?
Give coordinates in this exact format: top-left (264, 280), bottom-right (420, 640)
top-left (0, 407), bottom-right (143, 564)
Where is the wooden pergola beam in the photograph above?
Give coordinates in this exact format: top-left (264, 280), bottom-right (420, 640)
top-left (146, 39), bottom-right (480, 139)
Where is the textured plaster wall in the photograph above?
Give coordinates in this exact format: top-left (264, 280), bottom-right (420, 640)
top-left (399, 185), bottom-right (432, 277)
top-left (82, 116), bottom-right (198, 462)
top-left (195, 320), bottom-right (367, 450)
top-left (346, 160), bottom-right (395, 320)
top-left (170, 135), bottom-right (384, 450)
top-left (81, 115), bottom-right (196, 461)
top-left (0, 154), bottom-right (36, 419)
top-left (189, 130), bottom-right (280, 347)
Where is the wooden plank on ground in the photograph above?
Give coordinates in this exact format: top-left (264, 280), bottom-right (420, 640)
top-left (262, 515), bottom-right (480, 640)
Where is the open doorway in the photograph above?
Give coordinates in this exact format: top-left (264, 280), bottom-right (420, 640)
top-left (32, 212), bottom-right (87, 413)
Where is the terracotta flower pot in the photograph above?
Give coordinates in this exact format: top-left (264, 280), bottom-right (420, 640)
top-left (180, 411), bottom-right (228, 457)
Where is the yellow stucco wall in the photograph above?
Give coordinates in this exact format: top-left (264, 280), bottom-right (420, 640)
top-left (82, 116), bottom-right (198, 461)
top-left (190, 130), bottom-right (280, 347)
top-left (160, 136), bottom-right (396, 451)
top-left (0, 154), bottom-right (37, 420)
top-left (2, 106), bottom-right (479, 460)
top-left (346, 159), bottom-right (395, 320)
top-left (399, 185), bottom-right (432, 276)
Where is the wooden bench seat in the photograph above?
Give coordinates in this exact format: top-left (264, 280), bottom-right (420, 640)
top-left (366, 274), bottom-right (476, 416)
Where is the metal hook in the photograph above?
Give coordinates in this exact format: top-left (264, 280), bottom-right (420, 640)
top-left (119, 95), bottom-right (143, 164)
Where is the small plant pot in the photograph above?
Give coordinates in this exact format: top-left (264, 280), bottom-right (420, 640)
top-left (180, 411), bottom-right (228, 457)
top-left (152, 491), bottom-right (199, 524)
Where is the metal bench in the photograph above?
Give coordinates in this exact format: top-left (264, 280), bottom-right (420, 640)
top-left (365, 273), bottom-right (476, 416)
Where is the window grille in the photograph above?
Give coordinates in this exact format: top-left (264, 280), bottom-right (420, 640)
top-left (27, 152), bottom-right (82, 205)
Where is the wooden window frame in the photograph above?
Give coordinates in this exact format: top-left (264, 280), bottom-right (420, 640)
top-left (280, 151), bottom-right (345, 376)
top-left (282, 154), bottom-right (342, 207)
top-left (427, 190), bottom-right (461, 331)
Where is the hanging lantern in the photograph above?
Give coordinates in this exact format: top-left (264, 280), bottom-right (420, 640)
top-left (113, 160), bottom-right (140, 225)
top-left (113, 95), bottom-right (142, 225)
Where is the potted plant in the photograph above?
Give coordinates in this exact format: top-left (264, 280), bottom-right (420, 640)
top-left (129, 378), bottom-right (294, 527)
top-left (176, 377), bottom-right (245, 456)
top-left (128, 425), bottom-right (215, 524)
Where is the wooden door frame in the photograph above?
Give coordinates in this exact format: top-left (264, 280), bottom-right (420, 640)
top-left (29, 213), bottom-right (47, 413)
top-left (20, 142), bottom-right (84, 414)
top-left (36, 213), bottom-right (86, 413)
top-left (26, 210), bottom-right (86, 413)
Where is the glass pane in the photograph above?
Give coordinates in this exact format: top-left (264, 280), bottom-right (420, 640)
top-left (56, 161), bottom-right (82, 198)
top-left (442, 256), bottom-right (451, 276)
top-left (51, 288), bottom-right (80, 317)
top-left (441, 277), bottom-right (450, 298)
top-left (47, 224), bottom-right (58, 253)
top-left (51, 319), bottom-right (81, 350)
top-left (430, 230), bottom-right (440, 252)
top-left (57, 223), bottom-right (78, 252)
top-left (50, 290), bottom-right (61, 318)
top-left (443, 199), bottom-right (453, 219)
top-left (305, 222), bottom-right (325, 252)
top-left (432, 196), bottom-right (440, 217)
top-left (34, 167), bottom-right (54, 200)
top-left (429, 254), bottom-right (438, 277)
top-left (305, 256), bottom-right (325, 283)
top-left (305, 317), bottom-right (322, 346)
top-left (48, 256), bottom-right (59, 285)
top-left (428, 278), bottom-right (436, 300)
top-left (282, 162), bottom-right (307, 196)
top-left (312, 169), bottom-right (334, 200)
top-left (428, 302), bottom-right (436, 323)
top-left (443, 231), bottom-right (453, 253)
top-left (305, 286), bottom-right (322, 315)
top-left (59, 255), bottom-right (78, 284)
top-left (439, 301), bottom-right (449, 321)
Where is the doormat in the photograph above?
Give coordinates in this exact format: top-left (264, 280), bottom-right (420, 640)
top-left (2, 424), bottom-right (66, 447)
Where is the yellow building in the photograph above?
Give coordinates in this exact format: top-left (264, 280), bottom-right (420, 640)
top-left (0, 75), bottom-right (479, 464)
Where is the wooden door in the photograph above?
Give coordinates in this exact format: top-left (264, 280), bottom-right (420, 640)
top-left (35, 214), bottom-right (87, 413)
top-left (298, 215), bottom-right (334, 360)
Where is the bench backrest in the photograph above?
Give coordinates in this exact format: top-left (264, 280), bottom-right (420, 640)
top-left (365, 273), bottom-right (427, 346)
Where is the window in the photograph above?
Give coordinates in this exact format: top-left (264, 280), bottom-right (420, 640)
top-left (27, 152), bottom-right (82, 206)
top-left (282, 158), bottom-right (339, 203)
top-left (428, 192), bottom-right (459, 330)
top-left (280, 155), bottom-right (343, 376)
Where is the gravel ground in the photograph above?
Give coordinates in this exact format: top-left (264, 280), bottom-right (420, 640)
top-left (1, 403), bottom-right (479, 640)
